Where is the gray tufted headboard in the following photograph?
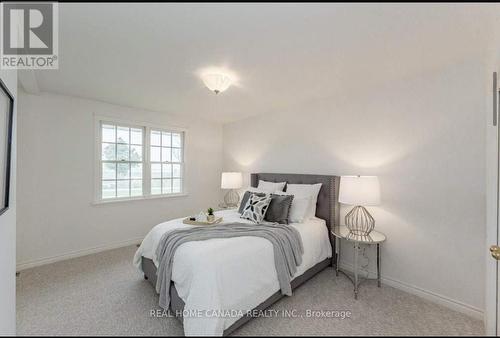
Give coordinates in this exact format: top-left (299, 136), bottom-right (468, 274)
top-left (250, 173), bottom-right (340, 255)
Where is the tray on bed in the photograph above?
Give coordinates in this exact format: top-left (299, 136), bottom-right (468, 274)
top-left (182, 217), bottom-right (223, 226)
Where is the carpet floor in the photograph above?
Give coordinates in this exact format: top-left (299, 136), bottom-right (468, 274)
top-left (17, 245), bottom-right (484, 336)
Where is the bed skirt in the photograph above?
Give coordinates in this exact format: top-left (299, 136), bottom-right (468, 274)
top-left (141, 256), bottom-right (333, 336)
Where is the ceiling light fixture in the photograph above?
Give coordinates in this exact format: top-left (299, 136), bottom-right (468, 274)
top-left (201, 72), bottom-right (233, 94)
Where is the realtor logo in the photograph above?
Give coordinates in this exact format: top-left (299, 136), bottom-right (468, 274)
top-left (1, 2), bottom-right (58, 69)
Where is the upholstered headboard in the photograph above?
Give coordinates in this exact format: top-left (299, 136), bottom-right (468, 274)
top-left (250, 173), bottom-right (340, 254)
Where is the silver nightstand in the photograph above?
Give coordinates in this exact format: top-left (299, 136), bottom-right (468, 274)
top-left (216, 203), bottom-right (238, 211)
top-left (332, 225), bottom-right (386, 299)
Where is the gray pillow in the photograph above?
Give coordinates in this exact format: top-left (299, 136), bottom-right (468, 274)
top-left (241, 193), bottom-right (272, 223)
top-left (238, 191), bottom-right (265, 214)
top-left (264, 194), bottom-right (294, 224)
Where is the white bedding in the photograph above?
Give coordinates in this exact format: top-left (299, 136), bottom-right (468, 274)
top-left (133, 209), bottom-right (332, 336)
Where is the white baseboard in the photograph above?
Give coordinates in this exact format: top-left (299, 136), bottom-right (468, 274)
top-left (339, 261), bottom-right (483, 320)
top-left (16, 237), bottom-right (143, 271)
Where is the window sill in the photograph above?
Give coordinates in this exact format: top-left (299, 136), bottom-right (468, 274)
top-left (91, 193), bottom-right (189, 206)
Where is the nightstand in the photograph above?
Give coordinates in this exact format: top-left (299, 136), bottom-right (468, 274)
top-left (332, 225), bottom-right (386, 299)
top-left (217, 203), bottom-right (238, 211)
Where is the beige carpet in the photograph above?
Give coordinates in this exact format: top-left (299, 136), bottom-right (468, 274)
top-left (17, 245), bottom-right (484, 336)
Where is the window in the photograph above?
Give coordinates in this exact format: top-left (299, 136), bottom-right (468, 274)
top-left (97, 120), bottom-right (184, 201)
top-left (150, 130), bottom-right (183, 195)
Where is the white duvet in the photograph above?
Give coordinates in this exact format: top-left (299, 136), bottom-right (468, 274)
top-left (133, 209), bottom-right (332, 336)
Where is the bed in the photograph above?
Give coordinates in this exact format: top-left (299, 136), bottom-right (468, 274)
top-left (134, 173), bottom-right (340, 336)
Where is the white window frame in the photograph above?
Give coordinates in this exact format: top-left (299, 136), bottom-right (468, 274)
top-left (149, 128), bottom-right (185, 196)
top-left (93, 115), bottom-right (188, 204)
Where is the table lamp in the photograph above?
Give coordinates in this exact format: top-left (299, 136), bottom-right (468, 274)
top-left (339, 176), bottom-right (381, 235)
top-left (221, 172), bottom-right (243, 207)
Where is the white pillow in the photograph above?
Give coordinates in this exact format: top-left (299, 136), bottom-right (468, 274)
top-left (257, 180), bottom-right (286, 193)
top-left (273, 191), bottom-right (310, 223)
top-left (247, 187), bottom-right (266, 193)
top-left (286, 183), bottom-right (322, 220)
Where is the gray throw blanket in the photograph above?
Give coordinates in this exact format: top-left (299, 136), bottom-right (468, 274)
top-left (155, 222), bottom-right (304, 310)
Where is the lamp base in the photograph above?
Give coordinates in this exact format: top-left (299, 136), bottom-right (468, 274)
top-left (224, 190), bottom-right (240, 208)
top-left (345, 205), bottom-right (375, 236)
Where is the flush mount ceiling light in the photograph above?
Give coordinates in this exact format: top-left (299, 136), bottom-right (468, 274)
top-left (201, 73), bottom-right (232, 94)
top-left (198, 67), bottom-right (238, 95)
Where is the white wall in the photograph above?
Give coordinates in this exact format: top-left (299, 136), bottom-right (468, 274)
top-left (223, 59), bottom-right (486, 318)
top-left (16, 92), bottom-right (223, 268)
top-left (0, 70), bottom-right (17, 335)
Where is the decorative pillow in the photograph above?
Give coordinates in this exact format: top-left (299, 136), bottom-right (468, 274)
top-left (257, 180), bottom-right (286, 193)
top-left (238, 190), bottom-right (265, 214)
top-left (264, 194), bottom-right (294, 224)
top-left (286, 183), bottom-right (322, 220)
top-left (273, 192), bottom-right (310, 223)
top-left (241, 193), bottom-right (272, 223)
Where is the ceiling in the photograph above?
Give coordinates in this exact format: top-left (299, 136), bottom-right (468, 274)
top-left (30, 3), bottom-right (499, 123)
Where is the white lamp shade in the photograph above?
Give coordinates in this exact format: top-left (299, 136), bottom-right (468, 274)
top-left (339, 176), bottom-right (380, 206)
top-left (221, 172), bottom-right (242, 189)
top-left (202, 73), bottom-right (232, 93)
